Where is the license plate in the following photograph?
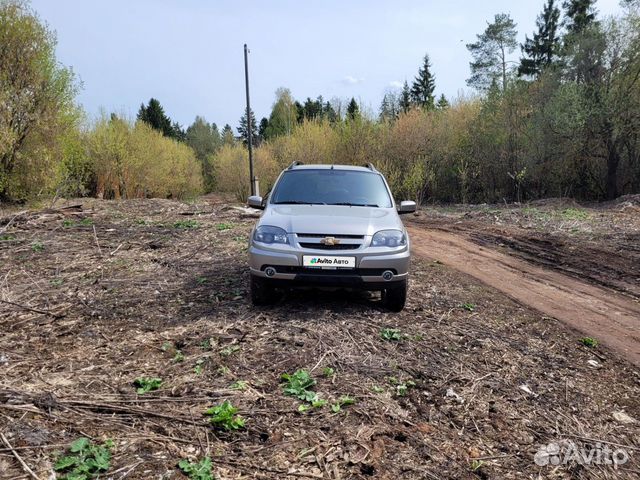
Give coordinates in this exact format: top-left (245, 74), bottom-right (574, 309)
top-left (303, 255), bottom-right (356, 269)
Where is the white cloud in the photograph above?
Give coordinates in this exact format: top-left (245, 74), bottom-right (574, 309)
top-left (342, 75), bottom-right (364, 85)
top-left (388, 80), bottom-right (403, 89)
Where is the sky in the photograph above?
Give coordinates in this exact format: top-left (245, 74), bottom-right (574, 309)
top-left (31, 0), bottom-right (624, 129)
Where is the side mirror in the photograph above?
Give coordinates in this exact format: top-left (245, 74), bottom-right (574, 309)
top-left (247, 195), bottom-right (264, 210)
top-left (398, 200), bottom-right (416, 214)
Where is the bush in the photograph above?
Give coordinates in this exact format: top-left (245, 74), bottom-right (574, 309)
top-left (87, 117), bottom-right (202, 200)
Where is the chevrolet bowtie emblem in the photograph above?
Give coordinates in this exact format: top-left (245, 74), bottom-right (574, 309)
top-left (320, 236), bottom-right (340, 246)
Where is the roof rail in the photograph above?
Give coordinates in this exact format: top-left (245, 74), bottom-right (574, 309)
top-left (287, 161), bottom-right (304, 170)
top-left (363, 163), bottom-right (377, 172)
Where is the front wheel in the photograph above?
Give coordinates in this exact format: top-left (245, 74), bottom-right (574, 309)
top-left (382, 279), bottom-right (408, 312)
top-left (250, 274), bottom-right (275, 305)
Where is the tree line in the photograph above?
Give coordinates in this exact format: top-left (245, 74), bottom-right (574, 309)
top-left (1, 0), bottom-right (639, 203)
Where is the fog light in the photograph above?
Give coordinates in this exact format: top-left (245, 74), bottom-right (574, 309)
top-left (265, 267), bottom-right (276, 277)
top-left (382, 270), bottom-right (394, 281)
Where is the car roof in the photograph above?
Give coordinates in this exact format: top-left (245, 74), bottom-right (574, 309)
top-left (287, 164), bottom-right (376, 173)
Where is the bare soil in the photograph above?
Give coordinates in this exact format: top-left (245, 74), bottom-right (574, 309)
top-left (407, 198), bottom-right (640, 367)
top-left (1, 197), bottom-right (639, 480)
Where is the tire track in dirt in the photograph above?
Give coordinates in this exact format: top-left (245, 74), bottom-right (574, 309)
top-left (408, 226), bottom-right (640, 366)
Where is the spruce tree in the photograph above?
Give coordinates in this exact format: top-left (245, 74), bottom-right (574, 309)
top-left (137, 98), bottom-right (175, 138)
top-left (237, 109), bottom-right (258, 146)
top-left (436, 94), bottom-right (450, 110)
top-left (346, 98), bottom-right (360, 120)
top-left (258, 117), bottom-right (269, 142)
top-left (221, 124), bottom-right (235, 145)
top-left (400, 81), bottom-right (412, 113)
top-left (519, 0), bottom-right (561, 78)
top-left (563, 0), bottom-right (597, 35)
top-left (410, 54), bottom-right (436, 110)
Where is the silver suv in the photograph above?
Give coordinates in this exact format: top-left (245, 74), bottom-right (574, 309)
top-left (247, 163), bottom-right (415, 311)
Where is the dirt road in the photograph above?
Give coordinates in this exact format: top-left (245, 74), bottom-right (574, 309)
top-left (408, 226), bottom-right (640, 366)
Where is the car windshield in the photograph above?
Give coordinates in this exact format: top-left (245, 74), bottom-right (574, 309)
top-left (270, 169), bottom-right (393, 208)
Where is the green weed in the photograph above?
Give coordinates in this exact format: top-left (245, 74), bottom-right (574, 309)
top-left (134, 377), bottom-right (162, 394)
top-left (580, 337), bottom-right (598, 348)
top-left (0, 234), bottom-right (16, 241)
top-left (220, 345), bottom-right (240, 357)
top-left (461, 303), bottom-right (475, 312)
top-left (194, 359), bottom-right (205, 375)
top-left (230, 380), bottom-right (248, 391)
top-left (173, 350), bottom-right (185, 362)
top-left (380, 328), bottom-right (402, 341)
top-left (173, 219), bottom-right (200, 229)
top-left (196, 276), bottom-right (208, 285)
top-left (216, 222), bottom-right (233, 231)
top-left (330, 396), bottom-right (356, 413)
top-left (31, 241), bottom-right (44, 252)
top-left (371, 386), bottom-right (385, 393)
top-left (282, 369), bottom-right (317, 402)
top-left (322, 367), bottom-right (335, 377)
top-left (62, 218), bottom-right (93, 228)
top-left (54, 437), bottom-right (113, 480)
top-left (50, 278), bottom-right (64, 287)
top-left (470, 459), bottom-right (484, 472)
top-left (178, 457), bottom-right (215, 480)
top-left (204, 401), bottom-right (245, 430)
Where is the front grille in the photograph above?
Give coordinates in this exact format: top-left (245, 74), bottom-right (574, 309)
top-left (296, 233), bottom-right (364, 239)
top-left (299, 242), bottom-right (360, 250)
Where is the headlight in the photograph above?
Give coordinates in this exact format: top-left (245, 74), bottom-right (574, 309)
top-left (253, 225), bottom-right (289, 245)
top-left (371, 229), bottom-right (406, 247)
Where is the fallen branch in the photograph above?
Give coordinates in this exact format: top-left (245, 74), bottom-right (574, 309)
top-left (0, 432), bottom-right (40, 480)
top-left (0, 299), bottom-right (65, 319)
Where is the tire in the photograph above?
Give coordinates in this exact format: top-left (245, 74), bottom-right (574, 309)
top-left (250, 274), bottom-right (275, 306)
top-left (382, 279), bottom-right (408, 312)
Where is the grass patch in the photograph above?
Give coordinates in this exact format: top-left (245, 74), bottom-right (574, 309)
top-left (62, 218), bottom-right (94, 228)
top-left (560, 208), bottom-right (590, 220)
top-left (216, 222), bottom-right (233, 231)
top-left (173, 219), bottom-right (200, 229)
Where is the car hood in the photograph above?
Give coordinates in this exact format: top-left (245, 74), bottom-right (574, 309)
top-left (259, 204), bottom-right (404, 236)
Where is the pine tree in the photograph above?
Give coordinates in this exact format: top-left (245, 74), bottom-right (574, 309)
top-left (400, 81), bottom-right (412, 113)
top-left (563, 0), bottom-right (597, 35)
top-left (466, 13), bottom-right (518, 91)
top-left (411, 54), bottom-right (436, 110)
top-left (519, 0), bottom-right (561, 78)
top-left (436, 94), bottom-right (450, 110)
top-left (346, 98), bottom-right (360, 120)
top-left (237, 109), bottom-right (258, 146)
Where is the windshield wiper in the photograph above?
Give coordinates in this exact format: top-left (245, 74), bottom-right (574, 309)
top-left (273, 200), bottom-right (326, 205)
top-left (329, 202), bottom-right (379, 207)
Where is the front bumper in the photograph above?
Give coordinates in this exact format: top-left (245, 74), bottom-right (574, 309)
top-left (248, 241), bottom-right (410, 289)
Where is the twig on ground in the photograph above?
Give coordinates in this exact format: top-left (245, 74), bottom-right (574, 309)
top-left (0, 432), bottom-right (40, 480)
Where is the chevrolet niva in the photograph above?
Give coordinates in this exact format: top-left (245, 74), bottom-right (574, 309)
top-left (247, 162), bottom-right (415, 311)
